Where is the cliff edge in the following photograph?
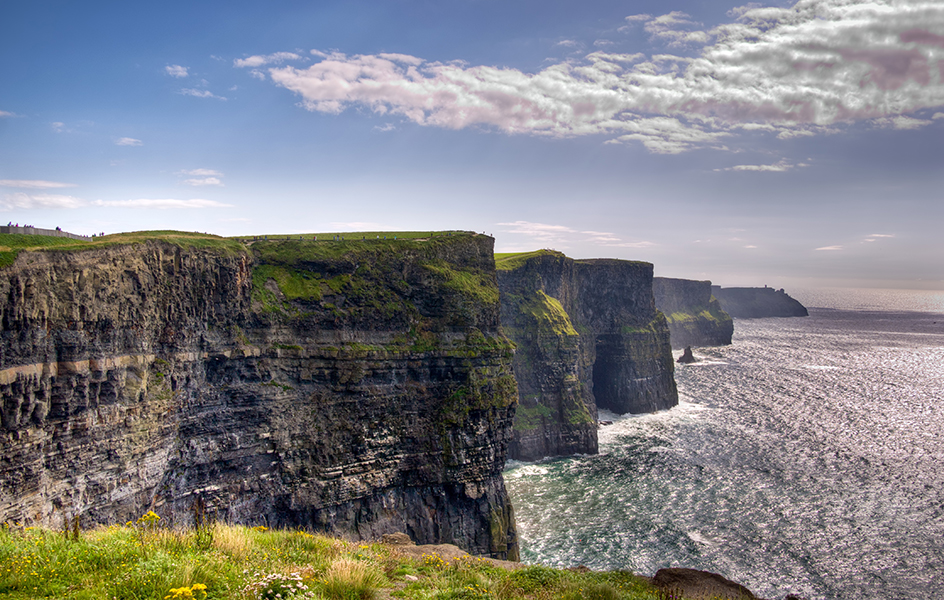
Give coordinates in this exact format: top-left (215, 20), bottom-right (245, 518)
top-left (0, 231), bottom-right (518, 559)
top-left (711, 286), bottom-right (808, 318)
top-left (653, 277), bottom-right (733, 349)
top-left (497, 250), bottom-right (678, 462)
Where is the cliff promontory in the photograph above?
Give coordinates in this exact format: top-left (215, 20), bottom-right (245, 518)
top-left (711, 286), bottom-right (808, 318)
top-left (0, 231), bottom-right (518, 559)
top-left (653, 277), bottom-right (733, 349)
top-left (496, 250), bottom-right (678, 461)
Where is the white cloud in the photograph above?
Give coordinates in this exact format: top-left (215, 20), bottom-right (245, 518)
top-left (255, 1), bottom-right (944, 154)
top-left (816, 245), bottom-right (843, 251)
top-left (234, 52), bottom-right (302, 68)
top-left (497, 220), bottom-right (651, 248)
top-left (373, 123), bottom-right (397, 132)
top-left (183, 177), bottom-right (223, 186)
top-left (51, 122), bottom-right (65, 133)
top-left (869, 233), bottom-right (894, 238)
top-left (165, 64), bottom-right (189, 78)
top-left (0, 110), bottom-right (16, 118)
top-left (556, 40), bottom-right (579, 48)
top-left (893, 116), bottom-right (932, 129)
top-left (714, 159), bottom-right (802, 172)
top-left (0, 179), bottom-right (77, 189)
top-left (498, 221), bottom-right (576, 239)
top-left (180, 89), bottom-right (227, 100)
top-left (115, 137), bottom-right (143, 146)
top-left (178, 168), bottom-right (223, 177)
top-left (1, 193), bottom-right (86, 210)
top-left (177, 169), bottom-right (225, 186)
top-left (92, 198), bottom-right (233, 209)
top-left (933, 112), bottom-right (944, 119)
top-left (644, 11), bottom-right (710, 47)
top-left (625, 14), bottom-right (652, 23)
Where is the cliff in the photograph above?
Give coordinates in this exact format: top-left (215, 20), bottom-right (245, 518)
top-left (0, 231), bottom-right (518, 559)
top-left (711, 286), bottom-right (808, 318)
top-left (496, 251), bottom-right (678, 461)
top-left (653, 277), bottom-right (733, 349)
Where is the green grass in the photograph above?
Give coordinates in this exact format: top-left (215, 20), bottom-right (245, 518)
top-left (0, 231), bottom-right (248, 269)
top-left (235, 231), bottom-right (471, 242)
top-left (424, 260), bottom-right (500, 307)
top-left (248, 232), bottom-right (498, 323)
top-left (0, 522), bottom-right (673, 600)
top-left (519, 291), bottom-right (578, 337)
top-left (493, 250), bottom-right (563, 271)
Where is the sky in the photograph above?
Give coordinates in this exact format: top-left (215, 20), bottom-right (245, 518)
top-left (1, 0), bottom-right (943, 290)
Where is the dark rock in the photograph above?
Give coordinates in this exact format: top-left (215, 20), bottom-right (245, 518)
top-left (652, 568), bottom-right (758, 600)
top-left (711, 286), bottom-right (808, 318)
top-left (653, 277), bottom-right (733, 349)
top-left (497, 251), bottom-right (678, 461)
top-left (0, 233), bottom-right (519, 559)
top-left (677, 346), bottom-right (696, 364)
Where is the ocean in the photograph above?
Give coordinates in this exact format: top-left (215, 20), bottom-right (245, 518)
top-left (504, 289), bottom-right (944, 600)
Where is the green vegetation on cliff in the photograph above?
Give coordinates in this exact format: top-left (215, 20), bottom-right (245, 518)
top-left (249, 233), bottom-right (499, 326)
top-left (0, 522), bottom-right (668, 600)
top-left (0, 231), bottom-right (249, 269)
top-left (494, 249), bottom-right (563, 271)
top-left (517, 290), bottom-right (578, 337)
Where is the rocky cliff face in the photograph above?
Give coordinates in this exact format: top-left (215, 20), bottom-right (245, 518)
top-left (0, 233), bottom-right (518, 559)
top-left (711, 286), bottom-right (808, 318)
top-left (653, 277), bottom-right (733, 349)
top-left (497, 251), bottom-right (678, 461)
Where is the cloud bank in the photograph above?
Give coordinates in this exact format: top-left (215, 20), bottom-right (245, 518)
top-left (92, 199), bottom-right (233, 209)
top-left (253, 0), bottom-right (944, 153)
top-left (0, 179), bottom-right (77, 189)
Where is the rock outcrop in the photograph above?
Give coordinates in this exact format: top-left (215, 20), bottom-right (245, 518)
top-left (497, 251), bottom-right (678, 461)
top-left (711, 286), bottom-right (808, 318)
top-left (677, 346), bottom-right (696, 364)
top-left (653, 277), bottom-right (733, 349)
top-left (0, 232), bottom-right (518, 559)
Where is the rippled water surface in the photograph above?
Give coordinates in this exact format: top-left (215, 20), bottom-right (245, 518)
top-left (504, 295), bottom-right (944, 600)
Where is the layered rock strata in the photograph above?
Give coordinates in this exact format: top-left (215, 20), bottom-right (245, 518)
top-left (497, 251), bottom-right (678, 461)
top-left (711, 286), bottom-right (809, 318)
top-left (0, 233), bottom-right (518, 559)
top-left (653, 277), bottom-right (733, 349)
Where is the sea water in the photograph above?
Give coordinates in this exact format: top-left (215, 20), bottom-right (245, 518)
top-left (504, 289), bottom-right (944, 600)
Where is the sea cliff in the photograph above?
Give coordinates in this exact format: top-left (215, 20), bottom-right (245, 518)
top-left (653, 277), bottom-right (733, 349)
top-left (711, 286), bottom-right (808, 318)
top-left (497, 251), bottom-right (678, 461)
top-left (0, 232), bottom-right (518, 559)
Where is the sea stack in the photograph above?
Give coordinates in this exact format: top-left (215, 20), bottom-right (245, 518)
top-left (677, 346), bottom-right (696, 363)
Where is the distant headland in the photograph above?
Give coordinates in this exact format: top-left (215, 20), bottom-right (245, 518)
top-left (711, 285), bottom-right (809, 318)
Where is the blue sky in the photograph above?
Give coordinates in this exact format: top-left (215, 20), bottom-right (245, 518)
top-left (1, 0), bottom-right (943, 290)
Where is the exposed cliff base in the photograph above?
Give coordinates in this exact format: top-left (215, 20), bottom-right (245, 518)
top-left (497, 250), bottom-right (678, 462)
top-left (653, 277), bottom-right (733, 349)
top-left (0, 231), bottom-right (518, 559)
top-left (711, 286), bottom-right (809, 318)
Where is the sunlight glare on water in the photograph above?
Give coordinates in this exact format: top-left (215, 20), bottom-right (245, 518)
top-left (504, 294), bottom-right (944, 600)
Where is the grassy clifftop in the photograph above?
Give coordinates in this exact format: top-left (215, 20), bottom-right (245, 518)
top-left (0, 521), bottom-right (669, 600)
top-left (0, 231), bottom-right (248, 269)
